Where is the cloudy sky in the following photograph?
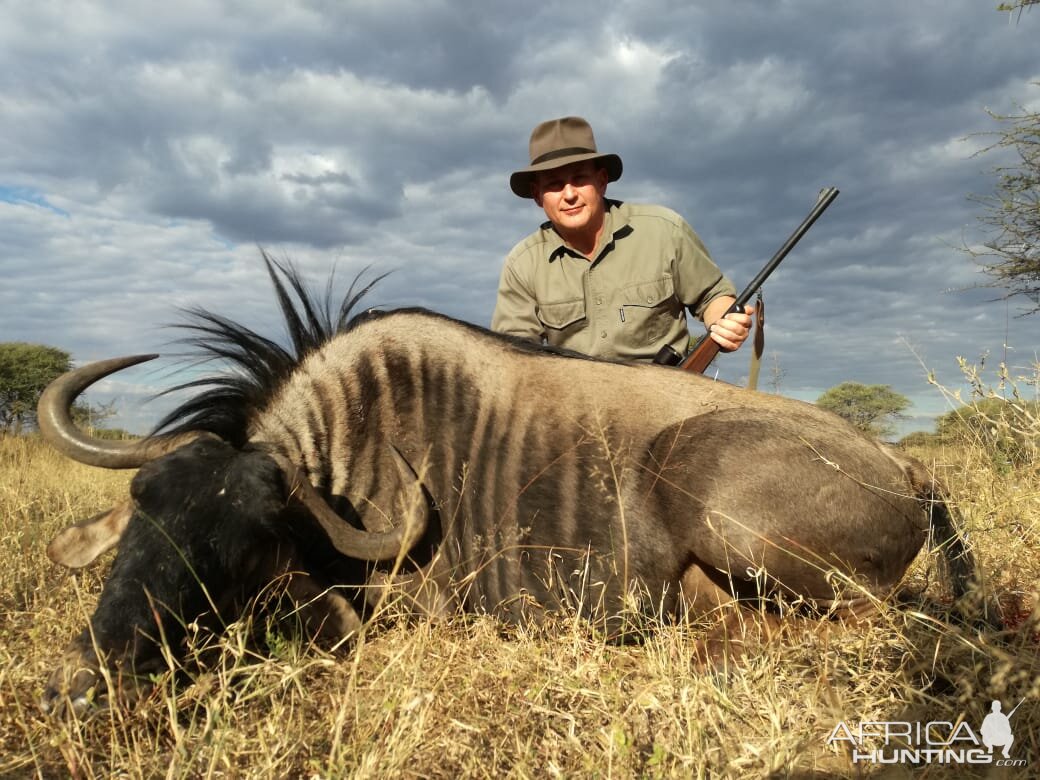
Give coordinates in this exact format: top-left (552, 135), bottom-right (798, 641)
top-left (3, 1), bottom-right (1038, 435)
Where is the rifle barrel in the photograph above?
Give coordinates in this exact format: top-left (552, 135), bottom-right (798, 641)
top-left (1008, 697), bottom-right (1026, 718)
top-left (673, 186), bottom-right (839, 374)
top-left (732, 186), bottom-right (839, 309)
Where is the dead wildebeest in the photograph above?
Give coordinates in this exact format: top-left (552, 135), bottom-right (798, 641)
top-left (38, 256), bottom-right (981, 715)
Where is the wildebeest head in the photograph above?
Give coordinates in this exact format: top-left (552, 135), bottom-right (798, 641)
top-left (43, 438), bottom-right (296, 713)
top-left (38, 357), bottom-right (427, 716)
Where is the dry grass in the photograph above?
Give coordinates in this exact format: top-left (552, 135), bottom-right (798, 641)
top-left (2, 426), bottom-right (1038, 778)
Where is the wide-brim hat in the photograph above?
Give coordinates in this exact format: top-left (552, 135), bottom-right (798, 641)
top-left (509, 116), bottom-right (623, 199)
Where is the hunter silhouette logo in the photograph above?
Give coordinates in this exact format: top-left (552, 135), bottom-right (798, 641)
top-left (980, 699), bottom-right (1022, 759)
top-left (828, 697), bottom-right (1028, 767)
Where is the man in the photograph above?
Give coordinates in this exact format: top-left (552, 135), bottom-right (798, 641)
top-left (492, 116), bottom-right (753, 362)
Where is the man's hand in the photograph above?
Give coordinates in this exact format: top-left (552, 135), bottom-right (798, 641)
top-left (703, 297), bottom-right (755, 352)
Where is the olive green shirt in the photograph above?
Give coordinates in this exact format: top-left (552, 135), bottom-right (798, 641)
top-left (491, 200), bottom-right (736, 361)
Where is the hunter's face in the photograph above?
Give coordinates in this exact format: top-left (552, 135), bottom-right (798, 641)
top-left (533, 161), bottom-right (608, 248)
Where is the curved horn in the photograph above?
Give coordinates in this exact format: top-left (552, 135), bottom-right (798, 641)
top-left (37, 354), bottom-right (210, 469)
top-left (277, 456), bottom-right (428, 562)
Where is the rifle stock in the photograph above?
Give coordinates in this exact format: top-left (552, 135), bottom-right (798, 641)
top-left (673, 186), bottom-right (839, 374)
top-left (679, 332), bottom-right (721, 373)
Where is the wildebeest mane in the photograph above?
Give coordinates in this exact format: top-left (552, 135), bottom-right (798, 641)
top-left (152, 251), bottom-right (386, 447)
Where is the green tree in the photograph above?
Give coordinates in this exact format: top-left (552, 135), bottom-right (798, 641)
top-left (0, 343), bottom-right (122, 435)
top-left (0, 343), bottom-right (72, 433)
top-left (935, 396), bottom-right (1038, 468)
top-left (815, 382), bottom-right (910, 439)
top-left (898, 430), bottom-right (941, 449)
top-left (968, 82), bottom-right (1040, 313)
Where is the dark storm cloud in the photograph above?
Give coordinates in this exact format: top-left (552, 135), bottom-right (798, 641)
top-left (243, 1), bottom-right (534, 98)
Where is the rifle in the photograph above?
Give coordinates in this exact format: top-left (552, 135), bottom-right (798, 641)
top-left (653, 186), bottom-right (840, 373)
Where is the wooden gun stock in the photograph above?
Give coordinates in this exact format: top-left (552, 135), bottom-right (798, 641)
top-left (679, 331), bottom-right (725, 373)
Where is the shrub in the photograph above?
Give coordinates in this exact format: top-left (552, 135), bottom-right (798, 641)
top-left (936, 396), bottom-right (1039, 469)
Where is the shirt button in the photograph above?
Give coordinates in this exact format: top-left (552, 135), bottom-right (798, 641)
top-left (646, 296), bottom-right (653, 303)
top-left (600, 331), bottom-right (607, 338)
top-left (596, 297), bottom-right (603, 305)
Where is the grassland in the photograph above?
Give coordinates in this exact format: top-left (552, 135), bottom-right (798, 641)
top-left (1, 417), bottom-right (1038, 778)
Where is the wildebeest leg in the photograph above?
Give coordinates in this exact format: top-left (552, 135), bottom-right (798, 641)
top-left (685, 554), bottom-right (885, 622)
top-left (281, 573), bottom-right (363, 639)
top-left (693, 610), bottom-right (792, 671)
top-left (365, 553), bottom-right (453, 618)
top-left (679, 558), bottom-right (878, 669)
top-left (679, 559), bottom-right (737, 617)
top-left (679, 559), bottom-right (778, 668)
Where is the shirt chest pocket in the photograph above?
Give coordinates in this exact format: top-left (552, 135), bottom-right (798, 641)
top-left (618, 276), bottom-right (680, 346)
top-left (536, 298), bottom-right (587, 331)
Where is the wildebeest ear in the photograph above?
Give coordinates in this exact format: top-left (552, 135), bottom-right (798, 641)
top-left (46, 500), bottom-right (134, 569)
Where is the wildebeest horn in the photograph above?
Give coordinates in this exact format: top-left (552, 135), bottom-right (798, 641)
top-left (276, 452), bottom-right (428, 562)
top-left (37, 354), bottom-right (214, 469)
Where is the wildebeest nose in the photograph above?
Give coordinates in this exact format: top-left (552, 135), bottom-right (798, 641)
top-left (40, 650), bottom-right (102, 717)
top-left (40, 686), bottom-right (94, 717)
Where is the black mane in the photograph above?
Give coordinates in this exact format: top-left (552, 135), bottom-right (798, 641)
top-left (152, 252), bottom-right (385, 446)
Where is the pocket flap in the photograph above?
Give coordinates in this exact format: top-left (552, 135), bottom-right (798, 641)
top-left (621, 276), bottom-right (674, 308)
top-left (536, 298), bottom-right (587, 330)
